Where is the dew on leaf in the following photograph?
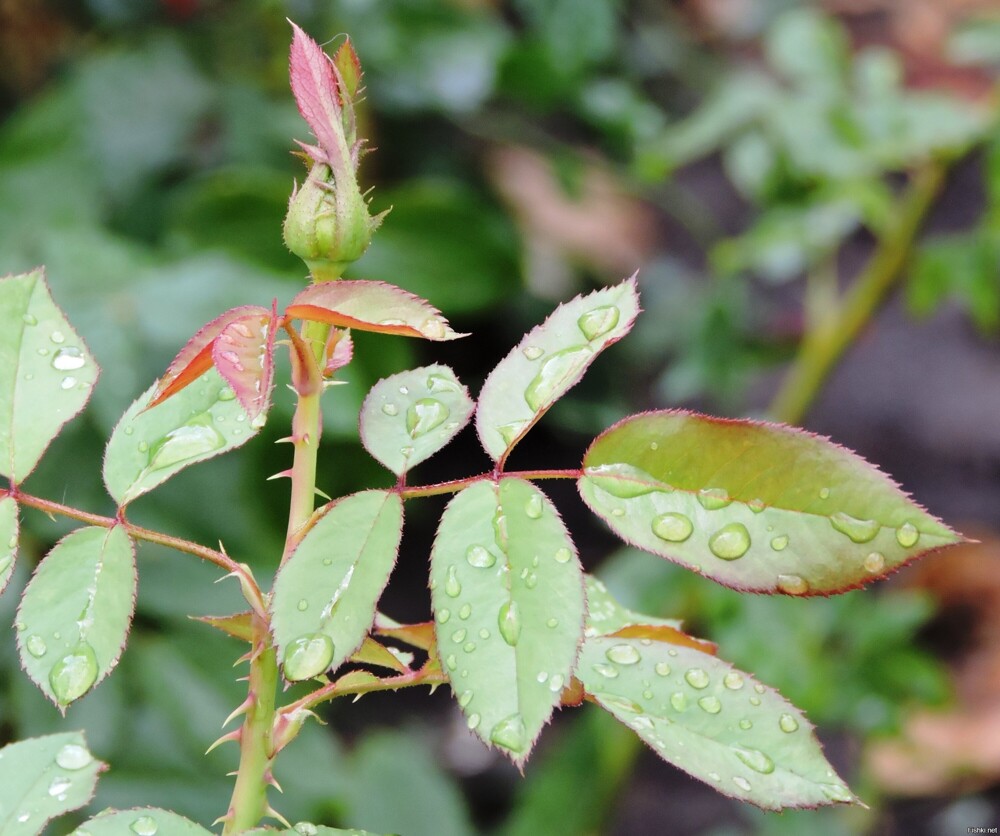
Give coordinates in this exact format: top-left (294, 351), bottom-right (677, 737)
top-left (490, 713), bottom-right (527, 753)
top-left (739, 719), bottom-right (753, 730)
top-left (709, 523), bottom-right (751, 560)
top-left (545, 618), bottom-right (558, 628)
top-left (147, 416), bottom-right (224, 471)
top-left (56, 743), bottom-right (93, 770)
top-left (427, 373), bottom-right (460, 393)
top-left (217, 386), bottom-right (236, 401)
top-left (770, 534), bottom-right (789, 551)
top-left (549, 674), bottom-right (565, 692)
top-left (21, 313), bottom-right (37, 325)
top-left (282, 634), bottom-right (334, 681)
top-left (49, 642), bottom-right (98, 704)
top-left (820, 783), bottom-right (854, 802)
top-left (586, 463), bottom-right (668, 499)
top-left (48, 776), bottom-right (72, 797)
top-left (458, 690), bottom-right (473, 708)
top-left (130, 816), bottom-right (158, 835)
top-left (522, 345), bottom-right (543, 360)
top-left (748, 498), bottom-right (766, 513)
top-left (60, 376), bottom-right (77, 390)
top-left (554, 547), bottom-right (572, 564)
top-left (698, 696), bottom-right (722, 714)
top-left (497, 422), bottom-right (524, 446)
top-left (524, 493), bottom-right (543, 519)
top-left (25, 634), bottom-right (47, 657)
top-left (297, 599), bottom-right (308, 611)
top-left (523, 346), bottom-right (592, 411)
top-left (36, 347), bottom-right (48, 356)
top-left (697, 487), bottom-right (732, 510)
top-left (592, 663), bottom-right (619, 679)
top-left (733, 745), bottom-right (775, 774)
top-left (436, 608), bottom-right (450, 624)
top-left (723, 671), bottom-right (744, 690)
top-left (864, 551), bottom-right (886, 572)
top-left (779, 713), bottom-right (800, 733)
top-left (463, 641), bottom-right (476, 652)
top-left (655, 661), bottom-right (671, 677)
top-left (669, 692), bottom-right (688, 711)
top-left (732, 776), bottom-right (752, 792)
top-left (381, 403), bottom-right (398, 416)
top-left (684, 668), bottom-right (710, 689)
top-left (776, 574), bottom-right (809, 595)
top-left (651, 512), bottom-right (693, 543)
top-left (829, 512), bottom-right (880, 543)
top-left (459, 604), bottom-right (472, 620)
top-left (577, 305), bottom-right (620, 340)
top-left (451, 628), bottom-right (467, 644)
top-left (50, 330), bottom-right (65, 344)
top-left (896, 522), bottom-right (920, 548)
top-left (445, 654), bottom-right (457, 671)
top-left (445, 565), bottom-right (462, 598)
top-left (606, 644), bottom-right (641, 665)
top-left (294, 824), bottom-right (319, 836)
top-left (51, 347), bottom-right (85, 371)
top-left (492, 507), bottom-right (508, 550)
top-left (406, 398), bottom-right (450, 437)
top-left (819, 487), bottom-right (831, 499)
top-left (421, 317), bottom-right (447, 339)
top-left (467, 713), bottom-right (481, 730)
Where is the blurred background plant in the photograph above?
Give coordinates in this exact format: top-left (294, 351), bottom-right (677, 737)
top-left (1, 0), bottom-right (1000, 833)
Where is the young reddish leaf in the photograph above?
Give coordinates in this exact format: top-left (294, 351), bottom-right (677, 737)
top-left (191, 612), bottom-right (254, 643)
top-left (0, 495), bottom-right (18, 596)
top-left (351, 637), bottom-right (409, 673)
top-left (286, 280), bottom-right (466, 340)
top-left (148, 305), bottom-right (270, 410)
top-left (476, 277), bottom-right (640, 463)
top-left (375, 620), bottom-right (435, 652)
top-left (578, 636), bottom-right (859, 810)
top-left (0, 269), bottom-right (99, 483)
top-left (324, 328), bottom-right (354, 376)
top-left (333, 37), bottom-right (362, 102)
top-left (16, 526), bottom-right (135, 710)
top-left (579, 410), bottom-right (963, 595)
top-left (289, 21), bottom-right (351, 170)
top-left (210, 306), bottom-right (278, 426)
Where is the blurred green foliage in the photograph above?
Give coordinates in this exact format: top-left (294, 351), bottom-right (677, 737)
top-left (0, 0), bottom-right (995, 833)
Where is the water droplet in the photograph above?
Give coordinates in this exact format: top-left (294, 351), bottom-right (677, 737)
top-left (748, 498), bottom-right (766, 513)
top-left (524, 572), bottom-right (538, 589)
top-left (467, 713), bottom-right (481, 731)
top-left (48, 775), bottom-right (72, 796)
top-left (445, 566), bottom-right (462, 598)
top-left (426, 373), bottom-right (460, 393)
top-left (26, 634), bottom-right (47, 657)
top-left (459, 604), bottom-right (472, 620)
top-left (606, 644), bottom-right (641, 665)
top-left (749, 696), bottom-right (761, 706)
top-left (381, 403), bottom-right (399, 417)
top-left (651, 512), bottom-right (693, 543)
top-left (655, 661), bottom-right (671, 676)
top-left (709, 523), bottom-right (751, 560)
top-left (524, 493), bottom-right (543, 519)
top-left (147, 416), bottom-right (224, 471)
top-left (50, 330), bottom-right (65, 344)
top-left (546, 618), bottom-right (558, 628)
top-left (51, 347), bottom-right (85, 371)
top-left (296, 599), bottom-right (308, 612)
top-left (21, 313), bottom-right (37, 325)
top-left (723, 672), bottom-right (744, 690)
top-left (819, 487), bottom-right (831, 499)
top-left (497, 422), bottom-right (524, 446)
top-left (820, 783), bottom-right (854, 802)
top-left (522, 345), bottom-right (543, 360)
top-left (498, 601), bottom-right (521, 646)
top-left (479, 628), bottom-right (491, 639)
top-left (697, 487), bottom-right (732, 510)
top-left (294, 824), bottom-right (319, 836)
top-left (49, 643), bottom-right (98, 704)
top-left (549, 674), bottom-right (565, 692)
top-left (739, 719), bottom-right (753, 730)
top-left (754, 683), bottom-right (765, 694)
top-left (830, 512), bottom-right (880, 543)
top-left (490, 713), bottom-right (527, 753)
top-left (896, 522), bottom-right (919, 548)
top-left (445, 654), bottom-right (457, 670)
top-left (554, 547), bottom-right (572, 564)
top-left (578, 305), bottom-right (621, 340)
top-left (770, 534), bottom-right (789, 551)
top-left (698, 696), bottom-right (722, 714)
top-left (56, 743), bottom-right (92, 770)
top-left (592, 663), bottom-right (619, 679)
top-left (459, 690), bottom-right (474, 708)
top-left (406, 398), bottom-right (450, 437)
top-left (60, 376), bottom-right (77, 390)
top-left (436, 608), bottom-right (451, 624)
top-left (733, 745), bottom-right (775, 774)
top-left (732, 776), bottom-right (752, 792)
top-left (684, 668), bottom-right (710, 689)
top-left (465, 545), bottom-right (496, 568)
top-left (523, 346), bottom-right (592, 411)
top-left (137, 440), bottom-right (149, 453)
top-left (536, 671), bottom-right (549, 684)
top-left (217, 387), bottom-right (236, 401)
top-left (130, 816), bottom-right (158, 835)
top-left (778, 713), bottom-right (799, 733)
top-left (776, 574), bottom-right (809, 595)
top-left (451, 628), bottom-right (468, 644)
top-left (670, 692), bottom-right (688, 711)
top-left (22, 372), bottom-right (33, 381)
top-left (36, 347), bottom-right (48, 356)
top-left (864, 551), bottom-right (886, 572)
top-left (282, 634), bottom-right (334, 681)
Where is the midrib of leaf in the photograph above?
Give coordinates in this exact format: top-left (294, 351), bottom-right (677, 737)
top-left (5, 274), bottom-right (38, 480)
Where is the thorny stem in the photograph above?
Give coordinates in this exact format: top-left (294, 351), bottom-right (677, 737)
top-left (4, 486), bottom-right (266, 615)
top-left (283, 662), bottom-right (449, 716)
top-left (397, 468), bottom-right (583, 500)
top-left (770, 162), bottom-right (948, 425)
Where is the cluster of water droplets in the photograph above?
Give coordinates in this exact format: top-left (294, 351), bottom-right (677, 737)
top-left (8, 741), bottom-right (95, 830)
top-left (20, 316), bottom-right (90, 391)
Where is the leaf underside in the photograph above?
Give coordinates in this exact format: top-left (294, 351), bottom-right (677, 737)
top-left (476, 276), bottom-right (640, 462)
top-left (580, 410), bottom-right (961, 595)
top-left (16, 525), bottom-right (135, 708)
top-left (271, 490), bottom-right (404, 682)
top-left (75, 808), bottom-right (212, 834)
top-left (0, 732), bottom-right (104, 834)
top-left (359, 364), bottom-right (474, 476)
top-left (430, 478), bottom-right (585, 765)
top-left (578, 636), bottom-right (858, 811)
top-left (0, 269), bottom-right (98, 483)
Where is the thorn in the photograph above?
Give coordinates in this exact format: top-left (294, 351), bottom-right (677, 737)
top-left (205, 729), bottom-right (241, 754)
top-left (265, 770), bottom-right (284, 793)
top-left (212, 815), bottom-right (229, 828)
top-left (267, 470), bottom-right (294, 481)
top-left (265, 806), bottom-right (292, 828)
top-left (286, 383), bottom-right (297, 393)
top-left (226, 771), bottom-right (238, 777)
top-left (314, 486), bottom-right (332, 501)
top-left (233, 650), bottom-right (253, 667)
top-left (236, 675), bottom-right (250, 683)
top-left (275, 436), bottom-right (295, 445)
top-left (322, 379), bottom-right (348, 388)
top-left (428, 683), bottom-right (440, 696)
top-left (222, 694), bottom-right (254, 728)
top-left (352, 693), bottom-right (364, 703)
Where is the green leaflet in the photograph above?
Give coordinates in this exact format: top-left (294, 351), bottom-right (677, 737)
top-left (0, 269), bottom-right (99, 483)
top-left (475, 278), bottom-right (640, 462)
top-left (359, 364), bottom-right (474, 476)
top-left (584, 574), bottom-right (682, 636)
top-left (243, 828), bottom-right (382, 835)
top-left (430, 478), bottom-right (585, 764)
top-left (271, 490), bottom-right (403, 682)
top-left (71, 808), bottom-right (212, 835)
top-left (0, 495), bottom-right (18, 595)
top-left (578, 636), bottom-right (858, 811)
top-left (580, 411), bottom-right (961, 594)
top-left (17, 526), bottom-right (136, 708)
top-left (103, 369), bottom-right (260, 506)
top-left (0, 732), bottom-right (104, 834)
